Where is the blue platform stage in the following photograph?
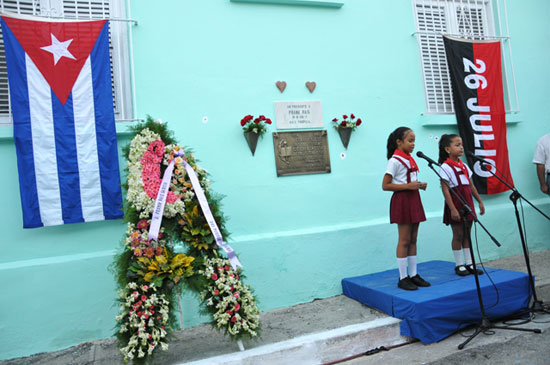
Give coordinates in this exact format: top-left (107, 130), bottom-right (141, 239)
top-left (342, 261), bottom-right (531, 344)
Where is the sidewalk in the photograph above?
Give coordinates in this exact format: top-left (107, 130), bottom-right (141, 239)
top-left (3, 250), bottom-right (550, 365)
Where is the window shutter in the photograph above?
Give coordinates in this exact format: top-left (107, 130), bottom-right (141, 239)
top-left (0, 0), bottom-right (131, 124)
top-left (61, 0), bottom-right (117, 112)
top-left (0, 1), bottom-right (41, 122)
top-left (414, 2), bottom-right (454, 113)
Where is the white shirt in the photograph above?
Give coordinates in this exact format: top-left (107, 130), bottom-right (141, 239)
top-left (533, 134), bottom-right (550, 173)
top-left (439, 162), bottom-right (473, 188)
top-left (385, 156), bottom-right (418, 184)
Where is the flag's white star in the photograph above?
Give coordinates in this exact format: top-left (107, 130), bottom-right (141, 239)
top-left (40, 34), bottom-right (76, 65)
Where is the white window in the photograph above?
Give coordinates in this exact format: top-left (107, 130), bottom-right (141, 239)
top-left (412, 0), bottom-right (516, 114)
top-left (0, 0), bottom-right (133, 125)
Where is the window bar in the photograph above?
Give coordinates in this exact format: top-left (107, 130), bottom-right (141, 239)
top-left (434, 0), bottom-right (446, 113)
top-left (412, 31), bottom-right (509, 40)
top-left (444, 0), bottom-right (455, 112)
top-left (423, 0), bottom-right (438, 113)
top-left (412, 0), bottom-right (431, 114)
top-left (502, 0), bottom-right (519, 111)
top-left (494, 0), bottom-right (512, 111)
top-left (127, 0), bottom-right (137, 120)
top-left (1, 11), bottom-right (139, 24)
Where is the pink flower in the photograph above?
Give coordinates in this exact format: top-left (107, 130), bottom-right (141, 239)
top-left (155, 247), bottom-right (163, 256)
top-left (234, 303), bottom-right (241, 311)
top-left (218, 267), bottom-right (224, 273)
top-left (142, 285), bottom-right (148, 291)
top-left (233, 292), bottom-right (240, 298)
top-left (137, 219), bottom-right (149, 229)
top-left (229, 273), bottom-right (234, 278)
top-left (141, 295), bottom-right (147, 301)
top-left (214, 289), bottom-right (220, 296)
top-left (149, 334), bottom-right (153, 340)
top-left (231, 316), bottom-right (237, 323)
top-left (226, 310), bottom-right (233, 315)
top-left (211, 274), bottom-right (218, 281)
top-left (225, 265), bottom-right (230, 270)
top-left (145, 247), bottom-right (155, 258)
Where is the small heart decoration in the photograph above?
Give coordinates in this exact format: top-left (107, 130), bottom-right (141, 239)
top-left (276, 81), bottom-right (287, 93)
top-left (306, 81), bottom-right (316, 93)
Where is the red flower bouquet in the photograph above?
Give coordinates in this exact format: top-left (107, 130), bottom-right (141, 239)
top-left (241, 114), bottom-right (272, 138)
top-left (331, 113), bottom-right (363, 131)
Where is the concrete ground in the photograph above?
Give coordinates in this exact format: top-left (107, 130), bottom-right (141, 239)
top-left (2, 250), bottom-right (550, 365)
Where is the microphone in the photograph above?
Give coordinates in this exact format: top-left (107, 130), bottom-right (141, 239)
top-left (416, 151), bottom-right (440, 166)
top-left (466, 151), bottom-right (493, 165)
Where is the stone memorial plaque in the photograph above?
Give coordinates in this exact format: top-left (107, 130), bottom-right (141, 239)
top-left (272, 130), bottom-right (331, 177)
top-left (274, 101), bottom-right (323, 129)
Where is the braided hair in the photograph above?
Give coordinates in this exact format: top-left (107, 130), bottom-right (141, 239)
top-left (386, 127), bottom-right (412, 159)
top-left (438, 133), bottom-right (460, 164)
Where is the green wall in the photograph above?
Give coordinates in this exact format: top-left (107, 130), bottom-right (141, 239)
top-left (1, 0), bottom-right (549, 360)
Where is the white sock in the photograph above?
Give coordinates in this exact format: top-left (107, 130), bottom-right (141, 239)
top-left (463, 248), bottom-right (473, 265)
top-left (453, 250), bottom-right (464, 266)
top-left (397, 257), bottom-right (408, 279)
top-left (408, 256), bottom-right (417, 277)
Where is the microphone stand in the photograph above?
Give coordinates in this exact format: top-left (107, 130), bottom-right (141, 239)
top-left (421, 159), bottom-right (541, 350)
top-left (477, 162), bottom-right (550, 314)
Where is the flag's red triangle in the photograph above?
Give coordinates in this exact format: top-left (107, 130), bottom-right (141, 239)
top-left (2, 16), bottom-right (106, 105)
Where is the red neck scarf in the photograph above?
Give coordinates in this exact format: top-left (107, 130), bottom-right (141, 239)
top-left (444, 158), bottom-right (470, 181)
top-left (393, 149), bottom-right (418, 172)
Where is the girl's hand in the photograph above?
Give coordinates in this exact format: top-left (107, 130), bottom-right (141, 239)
top-left (407, 181), bottom-right (423, 190)
top-left (419, 182), bottom-right (428, 191)
top-left (479, 202), bottom-right (485, 215)
top-left (451, 208), bottom-right (461, 221)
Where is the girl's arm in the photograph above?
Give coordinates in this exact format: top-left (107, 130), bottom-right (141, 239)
top-left (441, 180), bottom-right (461, 221)
top-left (470, 183), bottom-right (485, 215)
top-left (382, 173), bottom-right (423, 191)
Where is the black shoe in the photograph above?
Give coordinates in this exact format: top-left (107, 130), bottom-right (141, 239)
top-left (455, 265), bottom-right (470, 276)
top-left (410, 274), bottom-right (431, 287)
top-left (398, 276), bottom-right (418, 291)
top-left (466, 264), bottom-right (483, 275)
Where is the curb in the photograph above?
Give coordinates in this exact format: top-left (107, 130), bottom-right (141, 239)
top-left (182, 317), bottom-right (406, 365)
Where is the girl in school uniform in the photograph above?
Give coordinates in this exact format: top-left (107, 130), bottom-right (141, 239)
top-left (382, 127), bottom-right (430, 291)
top-left (438, 134), bottom-right (485, 276)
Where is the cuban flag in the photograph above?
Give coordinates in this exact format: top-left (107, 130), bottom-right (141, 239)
top-left (0, 13), bottom-right (123, 228)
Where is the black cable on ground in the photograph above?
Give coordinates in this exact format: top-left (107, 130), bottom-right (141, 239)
top-left (322, 340), bottom-right (416, 365)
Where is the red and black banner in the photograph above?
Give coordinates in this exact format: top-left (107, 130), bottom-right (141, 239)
top-left (443, 36), bottom-right (513, 194)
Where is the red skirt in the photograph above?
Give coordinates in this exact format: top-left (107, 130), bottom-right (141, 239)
top-left (390, 190), bottom-right (426, 224)
top-left (443, 185), bottom-right (477, 225)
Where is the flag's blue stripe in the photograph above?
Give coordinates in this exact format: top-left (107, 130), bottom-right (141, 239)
top-left (90, 21), bottom-right (123, 219)
top-left (0, 19), bottom-right (43, 228)
top-left (51, 92), bottom-right (84, 224)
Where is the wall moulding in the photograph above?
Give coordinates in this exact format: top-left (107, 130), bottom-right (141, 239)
top-left (230, 0), bottom-right (344, 8)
